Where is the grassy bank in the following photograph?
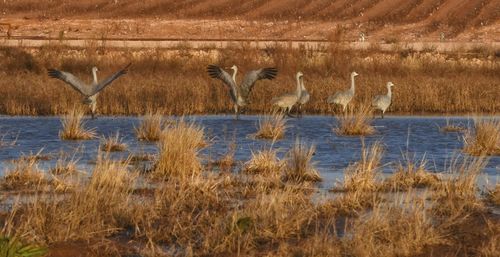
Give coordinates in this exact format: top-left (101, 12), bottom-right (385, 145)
top-left (0, 44), bottom-right (498, 116)
top-left (1, 135), bottom-right (498, 257)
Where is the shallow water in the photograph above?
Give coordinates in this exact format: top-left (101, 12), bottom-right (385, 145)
top-left (0, 115), bottom-right (498, 189)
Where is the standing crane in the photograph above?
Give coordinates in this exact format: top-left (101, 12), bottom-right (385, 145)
top-left (271, 71), bottom-right (303, 117)
top-left (372, 82), bottom-right (395, 118)
top-left (327, 71), bottom-right (358, 112)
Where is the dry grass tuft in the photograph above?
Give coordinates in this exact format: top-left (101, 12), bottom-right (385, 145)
top-left (333, 141), bottom-right (383, 192)
top-left (1, 155), bottom-right (48, 190)
top-left (254, 111), bottom-right (287, 140)
top-left (100, 132), bottom-right (127, 152)
top-left (463, 119), bottom-right (500, 156)
top-left (334, 105), bottom-right (375, 136)
top-left (344, 196), bottom-right (444, 257)
top-left (59, 108), bottom-right (96, 140)
top-left (432, 156), bottom-right (488, 216)
top-left (50, 156), bottom-right (79, 175)
top-left (244, 148), bottom-right (284, 176)
top-left (440, 119), bottom-right (465, 133)
top-left (153, 119), bottom-right (206, 178)
top-left (485, 184), bottom-right (500, 206)
top-left (212, 141), bottom-right (236, 173)
top-left (6, 155), bottom-right (137, 243)
top-left (282, 140), bottom-right (322, 183)
top-left (382, 157), bottom-right (441, 191)
top-left (135, 111), bottom-right (163, 141)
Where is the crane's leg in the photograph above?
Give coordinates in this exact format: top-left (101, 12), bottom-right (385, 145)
top-left (89, 103), bottom-right (96, 119)
top-left (234, 104), bottom-right (240, 120)
top-left (286, 107), bottom-right (296, 118)
top-left (381, 110), bottom-right (384, 119)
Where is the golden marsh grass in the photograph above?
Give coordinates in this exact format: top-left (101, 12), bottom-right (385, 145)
top-left (254, 111), bottom-right (287, 140)
top-left (0, 46), bottom-right (498, 116)
top-left (153, 119), bottom-right (206, 179)
top-left (135, 111), bottom-right (164, 141)
top-left (58, 108), bottom-right (96, 140)
top-left (463, 119), bottom-right (500, 156)
top-left (334, 104), bottom-right (376, 136)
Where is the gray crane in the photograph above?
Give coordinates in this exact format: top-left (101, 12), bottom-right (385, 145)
top-left (207, 64), bottom-right (277, 119)
top-left (297, 76), bottom-right (310, 117)
top-left (48, 63), bottom-right (131, 119)
top-left (271, 71), bottom-right (303, 117)
top-left (372, 82), bottom-right (395, 118)
top-left (327, 71), bottom-right (358, 112)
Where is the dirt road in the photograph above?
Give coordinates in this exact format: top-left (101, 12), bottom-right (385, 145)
top-left (1, 36), bottom-right (498, 52)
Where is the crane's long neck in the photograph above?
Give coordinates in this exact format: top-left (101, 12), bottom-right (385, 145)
top-left (350, 75), bottom-right (355, 93)
top-left (92, 69), bottom-right (98, 84)
top-left (300, 77), bottom-right (306, 91)
top-left (296, 76), bottom-right (302, 97)
top-left (232, 68), bottom-right (238, 83)
top-left (387, 85), bottom-right (392, 98)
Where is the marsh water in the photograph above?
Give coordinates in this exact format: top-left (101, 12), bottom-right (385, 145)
top-left (0, 115), bottom-right (498, 189)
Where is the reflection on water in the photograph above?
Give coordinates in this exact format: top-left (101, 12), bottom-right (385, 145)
top-left (0, 115), bottom-right (498, 188)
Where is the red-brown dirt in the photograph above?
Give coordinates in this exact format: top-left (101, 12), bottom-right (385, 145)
top-left (0, 0), bottom-right (498, 42)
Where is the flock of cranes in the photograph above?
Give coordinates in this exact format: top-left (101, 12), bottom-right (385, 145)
top-left (47, 64), bottom-right (395, 119)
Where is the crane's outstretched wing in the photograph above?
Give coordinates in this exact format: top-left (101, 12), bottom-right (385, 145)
top-left (47, 69), bottom-right (92, 96)
top-left (239, 67), bottom-right (278, 99)
top-left (207, 65), bottom-right (238, 101)
top-left (93, 63), bottom-right (131, 94)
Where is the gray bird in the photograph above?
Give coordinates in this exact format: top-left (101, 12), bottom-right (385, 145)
top-left (327, 71), bottom-right (359, 112)
top-left (297, 76), bottom-right (310, 117)
top-left (207, 64), bottom-right (278, 119)
top-left (48, 63), bottom-right (131, 119)
top-left (372, 82), bottom-right (395, 118)
top-left (271, 71), bottom-right (303, 117)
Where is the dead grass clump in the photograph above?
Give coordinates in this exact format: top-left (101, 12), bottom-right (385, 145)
top-left (333, 141), bottom-right (383, 192)
top-left (343, 198), bottom-right (444, 257)
top-left (1, 156), bottom-right (48, 190)
top-left (382, 158), bottom-right (441, 191)
top-left (153, 120), bottom-right (205, 178)
top-left (135, 111), bottom-right (163, 141)
top-left (440, 119), bottom-right (465, 132)
top-left (59, 108), bottom-right (96, 140)
top-left (244, 148), bottom-right (284, 176)
top-left (100, 132), bottom-right (127, 152)
top-left (282, 140), bottom-right (322, 183)
top-left (7, 155), bottom-right (137, 243)
top-left (254, 112), bottom-right (287, 140)
top-left (242, 187), bottom-right (315, 245)
top-left (334, 105), bottom-right (375, 136)
top-left (212, 141), bottom-right (236, 173)
top-left (463, 119), bottom-right (500, 156)
top-left (50, 156), bottom-right (79, 175)
top-left (485, 185), bottom-right (500, 206)
top-left (432, 157), bottom-right (488, 216)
